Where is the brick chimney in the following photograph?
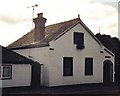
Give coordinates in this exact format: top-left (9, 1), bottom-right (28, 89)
top-left (33, 13), bottom-right (47, 42)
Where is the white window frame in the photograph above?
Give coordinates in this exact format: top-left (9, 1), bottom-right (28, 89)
top-left (0, 65), bottom-right (12, 80)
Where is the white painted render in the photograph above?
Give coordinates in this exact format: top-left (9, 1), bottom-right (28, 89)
top-left (14, 47), bottom-right (50, 86)
top-left (1, 64), bottom-right (31, 88)
top-left (13, 22), bottom-right (114, 87)
top-left (48, 23), bottom-right (114, 86)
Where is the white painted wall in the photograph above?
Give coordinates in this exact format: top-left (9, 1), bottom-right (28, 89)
top-left (48, 23), bottom-right (114, 86)
top-left (14, 47), bottom-right (50, 86)
top-left (1, 64), bottom-right (31, 88)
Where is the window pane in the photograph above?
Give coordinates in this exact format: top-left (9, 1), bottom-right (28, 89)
top-left (74, 32), bottom-right (84, 45)
top-left (3, 66), bottom-right (11, 78)
top-left (85, 58), bottom-right (93, 75)
top-left (63, 57), bottom-right (73, 76)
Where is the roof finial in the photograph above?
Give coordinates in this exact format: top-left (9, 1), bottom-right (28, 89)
top-left (98, 26), bottom-right (101, 34)
top-left (78, 14), bottom-right (80, 19)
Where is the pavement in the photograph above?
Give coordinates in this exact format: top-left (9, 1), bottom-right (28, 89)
top-left (2, 83), bottom-right (120, 95)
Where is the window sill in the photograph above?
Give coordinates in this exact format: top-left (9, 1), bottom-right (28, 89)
top-left (76, 44), bottom-right (85, 50)
top-left (85, 75), bottom-right (93, 76)
top-left (0, 77), bottom-right (12, 80)
top-left (63, 75), bottom-right (73, 77)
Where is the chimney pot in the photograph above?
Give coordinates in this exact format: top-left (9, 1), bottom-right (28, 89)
top-left (38, 13), bottom-right (43, 18)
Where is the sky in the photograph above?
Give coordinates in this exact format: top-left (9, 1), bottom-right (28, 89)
top-left (0, 0), bottom-right (119, 47)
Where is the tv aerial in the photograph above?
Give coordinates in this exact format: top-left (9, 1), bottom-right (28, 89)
top-left (27, 4), bottom-right (38, 29)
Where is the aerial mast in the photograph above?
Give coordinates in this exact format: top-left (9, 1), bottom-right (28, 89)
top-left (27, 4), bottom-right (38, 29)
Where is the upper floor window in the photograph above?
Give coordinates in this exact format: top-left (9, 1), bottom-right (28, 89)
top-left (85, 58), bottom-right (93, 76)
top-left (0, 65), bottom-right (12, 80)
top-left (63, 57), bottom-right (73, 76)
top-left (74, 32), bottom-right (85, 49)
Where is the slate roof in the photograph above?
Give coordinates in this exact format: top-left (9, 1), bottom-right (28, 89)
top-left (8, 18), bottom-right (80, 49)
top-left (0, 45), bottom-right (34, 64)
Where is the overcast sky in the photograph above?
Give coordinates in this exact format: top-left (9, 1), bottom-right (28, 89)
top-left (0, 0), bottom-right (119, 46)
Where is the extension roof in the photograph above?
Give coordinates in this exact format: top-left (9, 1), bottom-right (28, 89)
top-left (0, 45), bottom-right (34, 64)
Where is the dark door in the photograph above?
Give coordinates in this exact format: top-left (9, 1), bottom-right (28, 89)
top-left (103, 60), bottom-right (113, 85)
top-left (31, 62), bottom-right (41, 88)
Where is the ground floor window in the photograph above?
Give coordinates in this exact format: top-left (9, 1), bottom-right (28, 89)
top-left (63, 57), bottom-right (73, 76)
top-left (85, 58), bottom-right (93, 76)
top-left (0, 65), bottom-right (12, 79)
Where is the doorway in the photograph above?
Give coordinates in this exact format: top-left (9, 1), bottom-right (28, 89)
top-left (103, 60), bottom-right (113, 85)
top-left (31, 62), bottom-right (41, 88)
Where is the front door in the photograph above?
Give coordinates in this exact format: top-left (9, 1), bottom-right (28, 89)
top-left (31, 62), bottom-right (41, 88)
top-left (103, 60), bottom-right (113, 85)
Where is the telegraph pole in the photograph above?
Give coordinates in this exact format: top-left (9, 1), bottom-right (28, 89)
top-left (27, 4), bottom-right (38, 29)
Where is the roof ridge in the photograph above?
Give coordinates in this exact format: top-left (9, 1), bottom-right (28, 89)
top-left (46, 18), bottom-right (80, 27)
